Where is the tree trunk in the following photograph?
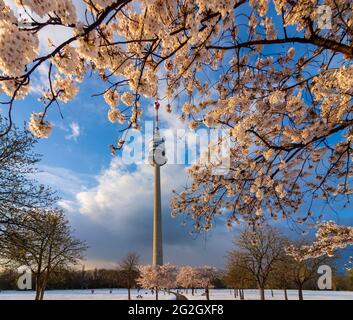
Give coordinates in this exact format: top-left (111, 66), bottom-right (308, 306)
top-left (39, 281), bottom-right (45, 300)
top-left (38, 245), bottom-right (52, 301)
top-left (234, 289), bottom-right (237, 298)
top-left (128, 287), bottom-right (131, 300)
top-left (35, 288), bottom-right (41, 300)
top-left (284, 288), bottom-right (288, 300)
top-left (271, 289), bottom-right (274, 297)
top-left (155, 288), bottom-right (159, 300)
top-left (259, 287), bottom-right (265, 300)
top-left (39, 265), bottom-right (51, 300)
top-left (192, 288), bottom-right (194, 296)
top-left (240, 289), bottom-right (244, 300)
top-left (35, 256), bottom-right (43, 301)
top-left (298, 285), bottom-right (304, 300)
top-left (35, 274), bottom-right (42, 301)
top-left (205, 287), bottom-right (210, 300)
top-left (35, 278), bottom-right (46, 301)
top-left (39, 284), bottom-right (46, 300)
top-left (40, 272), bottom-right (50, 301)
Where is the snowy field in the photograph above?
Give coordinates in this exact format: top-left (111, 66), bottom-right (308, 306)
top-left (1, 289), bottom-right (353, 300)
top-left (186, 289), bottom-right (353, 300)
top-left (0, 289), bottom-right (175, 300)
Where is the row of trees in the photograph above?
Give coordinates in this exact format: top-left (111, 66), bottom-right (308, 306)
top-left (121, 226), bottom-right (342, 301)
top-left (0, 251), bottom-right (221, 301)
top-left (3, 254), bottom-right (353, 300)
top-left (138, 264), bottom-right (217, 300)
top-left (1, 229), bottom-right (351, 301)
top-left (0, 117), bottom-right (87, 300)
top-left (0, 261), bottom-right (139, 293)
top-left (224, 226), bottom-right (334, 300)
top-left (130, 226), bottom-right (343, 301)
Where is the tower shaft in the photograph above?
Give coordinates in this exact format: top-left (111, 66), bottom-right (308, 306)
top-left (152, 163), bottom-right (163, 267)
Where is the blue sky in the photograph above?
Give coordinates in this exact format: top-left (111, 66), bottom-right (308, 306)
top-left (1, 0), bottom-right (353, 272)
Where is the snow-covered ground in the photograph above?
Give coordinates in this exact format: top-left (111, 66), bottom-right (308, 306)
top-left (185, 289), bottom-right (353, 300)
top-left (1, 289), bottom-right (353, 300)
top-left (0, 289), bottom-right (175, 300)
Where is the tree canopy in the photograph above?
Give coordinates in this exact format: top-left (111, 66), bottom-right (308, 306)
top-left (0, 116), bottom-right (56, 231)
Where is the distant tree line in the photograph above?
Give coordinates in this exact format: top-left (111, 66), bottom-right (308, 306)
top-left (0, 260), bottom-right (225, 301)
top-left (0, 266), bottom-right (133, 291)
top-left (1, 262), bottom-right (353, 294)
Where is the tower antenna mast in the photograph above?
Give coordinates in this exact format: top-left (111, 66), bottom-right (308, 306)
top-left (149, 98), bottom-right (167, 267)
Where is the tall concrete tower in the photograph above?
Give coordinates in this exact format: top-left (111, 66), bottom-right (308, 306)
top-left (148, 101), bottom-right (167, 267)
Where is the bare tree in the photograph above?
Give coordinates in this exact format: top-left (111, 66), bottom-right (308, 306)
top-left (0, 209), bottom-right (87, 300)
top-left (225, 251), bottom-right (257, 300)
top-left (231, 225), bottom-right (288, 300)
top-left (269, 255), bottom-right (295, 300)
top-left (0, 116), bottom-right (56, 232)
top-left (287, 241), bottom-right (333, 300)
top-left (118, 252), bottom-right (140, 300)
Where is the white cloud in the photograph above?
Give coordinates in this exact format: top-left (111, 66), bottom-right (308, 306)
top-left (36, 165), bottom-right (92, 197)
top-left (76, 158), bottom-right (186, 232)
top-left (29, 62), bottom-right (50, 94)
top-left (57, 199), bottom-right (79, 213)
top-left (65, 122), bottom-right (80, 141)
top-left (33, 159), bottom-right (235, 267)
top-left (74, 158), bottom-right (234, 266)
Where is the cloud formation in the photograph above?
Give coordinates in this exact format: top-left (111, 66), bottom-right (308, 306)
top-left (39, 158), bottom-right (235, 267)
top-left (36, 165), bottom-right (92, 198)
top-left (75, 160), bottom-right (194, 258)
top-left (65, 122), bottom-right (80, 141)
